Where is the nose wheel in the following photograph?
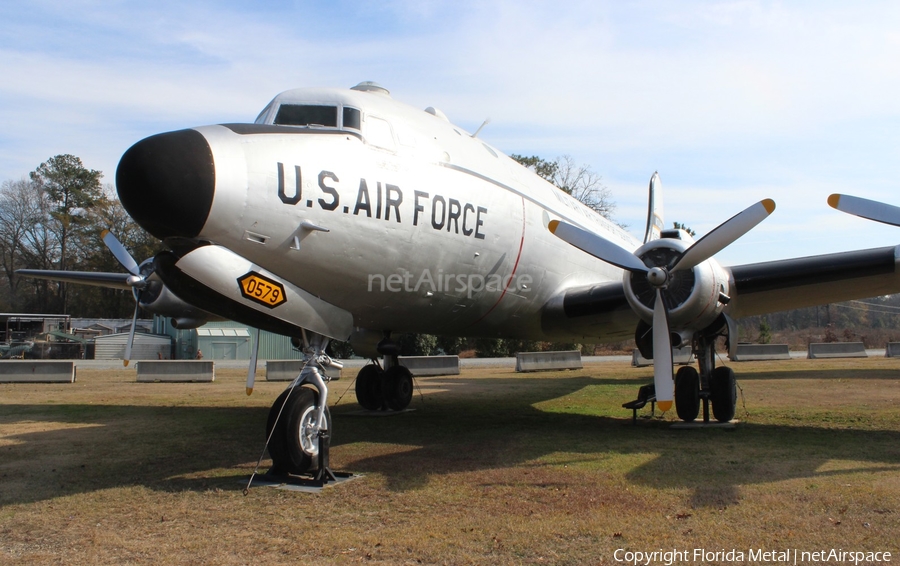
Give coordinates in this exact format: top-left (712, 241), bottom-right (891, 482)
top-left (261, 330), bottom-right (348, 486)
top-left (266, 387), bottom-right (332, 475)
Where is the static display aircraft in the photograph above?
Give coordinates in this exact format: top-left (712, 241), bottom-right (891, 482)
top-left (18, 82), bottom-right (900, 478)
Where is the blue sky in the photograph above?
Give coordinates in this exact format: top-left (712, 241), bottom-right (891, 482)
top-left (2, 1), bottom-right (900, 265)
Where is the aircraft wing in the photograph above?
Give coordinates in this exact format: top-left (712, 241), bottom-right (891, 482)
top-left (543, 245), bottom-right (900, 340)
top-left (726, 245), bottom-right (900, 317)
top-left (15, 269), bottom-right (133, 290)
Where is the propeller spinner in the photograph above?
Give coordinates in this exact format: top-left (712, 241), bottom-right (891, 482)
top-left (549, 183), bottom-right (775, 412)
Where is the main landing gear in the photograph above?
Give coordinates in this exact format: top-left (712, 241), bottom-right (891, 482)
top-left (354, 335), bottom-right (414, 412)
top-left (673, 330), bottom-right (737, 424)
top-left (627, 321), bottom-right (738, 424)
top-left (265, 331), bottom-right (346, 483)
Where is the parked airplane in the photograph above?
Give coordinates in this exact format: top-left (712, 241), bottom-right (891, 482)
top-left (18, 82), bottom-right (900, 477)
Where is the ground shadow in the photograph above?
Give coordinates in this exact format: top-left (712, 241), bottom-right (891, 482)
top-left (2, 370), bottom-right (899, 507)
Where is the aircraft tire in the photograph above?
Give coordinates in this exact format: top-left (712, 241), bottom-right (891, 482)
top-left (674, 366), bottom-right (700, 422)
top-left (266, 387), bottom-right (331, 475)
top-left (382, 365), bottom-right (414, 411)
top-left (710, 366), bottom-right (737, 422)
top-left (355, 365), bottom-right (385, 411)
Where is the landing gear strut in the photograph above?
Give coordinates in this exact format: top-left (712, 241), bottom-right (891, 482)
top-left (266, 330), bottom-right (345, 481)
top-left (626, 320), bottom-right (738, 424)
top-left (353, 334), bottom-right (414, 412)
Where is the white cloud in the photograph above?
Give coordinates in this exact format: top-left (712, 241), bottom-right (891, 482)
top-left (1, 1), bottom-right (899, 264)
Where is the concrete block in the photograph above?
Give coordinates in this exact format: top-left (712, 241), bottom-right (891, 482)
top-left (515, 351), bottom-right (582, 372)
top-left (730, 343), bottom-right (791, 361)
top-left (399, 355), bottom-right (460, 376)
top-left (807, 342), bottom-right (867, 359)
top-left (886, 342), bottom-right (900, 358)
top-left (0, 361), bottom-right (76, 383)
top-left (136, 360), bottom-right (215, 382)
top-left (631, 347), bottom-right (694, 367)
top-left (266, 360), bottom-right (342, 381)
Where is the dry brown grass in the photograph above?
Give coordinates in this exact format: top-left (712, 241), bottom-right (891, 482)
top-left (1, 359), bottom-right (899, 564)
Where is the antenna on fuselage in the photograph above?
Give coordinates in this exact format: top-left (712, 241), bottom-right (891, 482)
top-left (471, 117), bottom-right (491, 139)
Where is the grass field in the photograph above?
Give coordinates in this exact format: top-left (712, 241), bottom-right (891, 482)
top-left (1, 358), bottom-right (899, 565)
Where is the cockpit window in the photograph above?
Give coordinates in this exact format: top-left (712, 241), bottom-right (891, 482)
top-left (274, 104), bottom-right (338, 127)
top-left (343, 107), bottom-right (361, 130)
top-left (254, 105), bottom-right (271, 124)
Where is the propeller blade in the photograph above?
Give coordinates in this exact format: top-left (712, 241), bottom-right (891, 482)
top-left (123, 295), bottom-right (140, 367)
top-left (828, 194), bottom-right (900, 227)
top-left (102, 230), bottom-right (141, 276)
top-left (673, 199), bottom-right (775, 271)
top-left (246, 327), bottom-right (260, 395)
top-left (652, 289), bottom-right (674, 412)
top-left (548, 219), bottom-right (648, 273)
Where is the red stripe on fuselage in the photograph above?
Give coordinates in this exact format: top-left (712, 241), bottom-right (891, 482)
top-left (468, 196), bottom-right (527, 327)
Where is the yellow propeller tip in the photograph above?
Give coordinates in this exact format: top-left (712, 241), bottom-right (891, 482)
top-left (827, 194), bottom-right (841, 209)
top-left (657, 400), bottom-right (673, 412)
top-left (548, 219), bottom-right (560, 233)
top-left (123, 360), bottom-right (129, 367)
top-left (761, 199), bottom-right (776, 214)
top-left (101, 229), bottom-right (110, 238)
top-left (246, 387), bottom-right (253, 396)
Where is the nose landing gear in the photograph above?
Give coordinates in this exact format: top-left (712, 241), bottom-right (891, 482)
top-left (264, 331), bottom-right (348, 486)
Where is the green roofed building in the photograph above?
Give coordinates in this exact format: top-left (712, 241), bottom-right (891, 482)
top-left (153, 316), bottom-right (305, 360)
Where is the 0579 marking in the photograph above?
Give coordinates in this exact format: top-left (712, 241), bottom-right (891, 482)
top-left (237, 272), bottom-right (287, 308)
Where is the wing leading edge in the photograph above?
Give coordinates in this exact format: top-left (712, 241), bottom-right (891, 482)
top-left (15, 269), bottom-right (133, 290)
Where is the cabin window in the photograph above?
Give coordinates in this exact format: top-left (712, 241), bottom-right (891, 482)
top-left (365, 116), bottom-right (396, 151)
top-left (274, 104), bottom-right (338, 127)
top-left (343, 107), bottom-right (361, 130)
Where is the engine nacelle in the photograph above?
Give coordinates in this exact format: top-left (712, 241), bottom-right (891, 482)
top-left (133, 260), bottom-right (221, 327)
top-left (170, 317), bottom-right (209, 329)
top-left (623, 234), bottom-right (731, 338)
top-left (152, 247), bottom-right (353, 340)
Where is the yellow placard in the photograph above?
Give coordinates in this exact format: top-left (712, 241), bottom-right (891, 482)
top-left (237, 272), bottom-right (287, 308)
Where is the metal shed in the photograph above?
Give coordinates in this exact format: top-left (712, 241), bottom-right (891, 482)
top-left (196, 327), bottom-right (251, 360)
top-left (154, 316), bottom-right (305, 360)
top-left (94, 333), bottom-right (173, 361)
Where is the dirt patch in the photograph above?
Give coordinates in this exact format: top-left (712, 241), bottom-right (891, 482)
top-left (1, 360), bottom-right (899, 564)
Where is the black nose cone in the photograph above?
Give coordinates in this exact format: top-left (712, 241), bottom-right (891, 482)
top-left (116, 129), bottom-right (215, 240)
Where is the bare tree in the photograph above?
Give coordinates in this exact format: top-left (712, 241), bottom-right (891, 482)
top-left (511, 154), bottom-right (615, 220)
top-left (0, 179), bottom-right (40, 305)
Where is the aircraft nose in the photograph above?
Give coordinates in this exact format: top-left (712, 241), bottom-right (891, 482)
top-left (116, 129), bottom-right (215, 240)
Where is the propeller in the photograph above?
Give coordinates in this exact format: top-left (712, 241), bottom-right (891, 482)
top-left (828, 194), bottom-right (900, 228)
top-left (101, 230), bottom-right (148, 367)
top-left (549, 195), bottom-right (775, 412)
top-left (246, 327), bottom-right (260, 395)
